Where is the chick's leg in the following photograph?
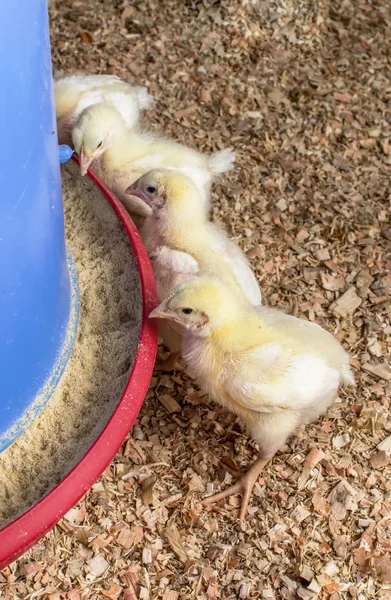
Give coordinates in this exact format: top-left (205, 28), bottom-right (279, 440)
top-left (202, 411), bottom-right (299, 526)
top-left (201, 453), bottom-right (272, 525)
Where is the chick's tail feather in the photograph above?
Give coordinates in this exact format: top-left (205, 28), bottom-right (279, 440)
top-left (208, 148), bottom-right (236, 174)
top-left (341, 364), bottom-right (355, 386)
top-left (136, 87), bottom-right (154, 110)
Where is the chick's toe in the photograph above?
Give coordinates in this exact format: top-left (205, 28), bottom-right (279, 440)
top-left (202, 455), bottom-right (270, 526)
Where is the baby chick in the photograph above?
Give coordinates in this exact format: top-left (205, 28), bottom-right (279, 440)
top-left (150, 277), bottom-right (354, 525)
top-left (127, 169), bottom-right (261, 370)
top-left (127, 169), bottom-right (261, 306)
top-left (71, 105), bottom-right (235, 218)
top-left (55, 74), bottom-right (153, 147)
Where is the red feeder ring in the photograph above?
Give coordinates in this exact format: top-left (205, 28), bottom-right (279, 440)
top-left (0, 159), bottom-right (158, 569)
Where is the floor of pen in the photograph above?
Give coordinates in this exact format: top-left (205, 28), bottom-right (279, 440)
top-left (1, 0), bottom-right (390, 597)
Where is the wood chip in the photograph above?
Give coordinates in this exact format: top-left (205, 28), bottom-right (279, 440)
top-left (332, 432), bottom-right (350, 448)
top-left (334, 92), bottom-right (352, 103)
top-left (308, 579), bottom-right (321, 593)
top-left (87, 555), bottom-right (109, 577)
top-left (20, 562), bottom-right (42, 578)
top-left (79, 31), bottom-right (93, 44)
top-left (330, 287), bottom-right (362, 317)
top-left (239, 582), bottom-right (251, 598)
top-left (298, 447), bottom-right (325, 489)
top-left (276, 198), bottom-right (288, 211)
top-left (199, 88), bottom-right (212, 103)
top-left (268, 88), bottom-right (288, 104)
top-left (174, 105), bottom-right (197, 118)
top-left (206, 545), bottom-right (224, 561)
top-left (64, 504), bottom-right (87, 523)
top-left (297, 587), bottom-right (317, 600)
top-left (291, 504), bottom-right (312, 524)
top-left (300, 565), bottom-right (314, 583)
top-left (315, 248), bottom-right (330, 261)
top-left (141, 475), bottom-right (157, 506)
top-left (142, 547), bottom-right (153, 564)
top-left (164, 522), bottom-right (188, 563)
top-left (328, 480), bottom-right (357, 520)
top-left (102, 583), bottom-right (122, 599)
top-left (117, 524), bottom-right (144, 548)
top-left (370, 451), bottom-right (390, 469)
top-left (362, 362), bottom-right (391, 381)
top-left (377, 434), bottom-right (391, 453)
top-left (321, 273), bottom-right (345, 291)
top-left (158, 394), bottom-right (181, 413)
top-left (372, 556), bottom-right (391, 584)
top-left (206, 583), bottom-right (220, 599)
top-left (139, 587), bottom-right (150, 600)
top-left (162, 591), bottom-right (179, 600)
top-left (188, 471), bottom-right (206, 493)
top-left (312, 491), bottom-right (329, 515)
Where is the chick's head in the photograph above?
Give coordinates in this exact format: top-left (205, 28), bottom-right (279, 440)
top-left (126, 170), bottom-right (168, 210)
top-left (126, 169), bottom-right (202, 219)
top-left (72, 104), bottom-right (125, 175)
top-left (149, 277), bottom-right (241, 337)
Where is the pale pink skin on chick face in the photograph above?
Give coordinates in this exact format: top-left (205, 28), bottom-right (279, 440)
top-left (126, 173), bottom-right (166, 211)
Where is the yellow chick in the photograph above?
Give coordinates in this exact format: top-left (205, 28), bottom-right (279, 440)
top-left (127, 169), bottom-right (262, 367)
top-left (55, 73), bottom-right (153, 147)
top-left (150, 277), bottom-right (354, 525)
top-left (71, 105), bottom-right (235, 219)
top-left (127, 169), bottom-right (261, 305)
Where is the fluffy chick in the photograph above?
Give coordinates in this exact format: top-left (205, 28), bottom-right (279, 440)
top-left (128, 169), bottom-right (261, 369)
top-left (150, 277), bottom-right (354, 525)
top-left (55, 73), bottom-right (153, 149)
top-left (71, 105), bottom-right (235, 218)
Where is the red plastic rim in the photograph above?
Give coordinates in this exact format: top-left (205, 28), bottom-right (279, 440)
top-left (0, 158), bottom-right (158, 569)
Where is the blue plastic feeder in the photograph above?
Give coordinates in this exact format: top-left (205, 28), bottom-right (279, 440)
top-left (0, 1), bottom-right (79, 452)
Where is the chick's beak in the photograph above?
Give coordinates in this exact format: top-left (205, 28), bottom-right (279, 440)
top-left (79, 148), bottom-right (93, 176)
top-left (149, 302), bottom-right (169, 320)
top-left (125, 180), bottom-right (148, 204)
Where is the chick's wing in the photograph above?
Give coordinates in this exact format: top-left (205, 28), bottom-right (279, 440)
top-left (209, 225), bottom-right (261, 306)
top-left (152, 246), bottom-right (199, 300)
top-left (224, 343), bottom-right (340, 414)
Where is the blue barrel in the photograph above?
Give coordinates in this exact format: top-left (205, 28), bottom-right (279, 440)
top-left (0, 1), bottom-right (79, 452)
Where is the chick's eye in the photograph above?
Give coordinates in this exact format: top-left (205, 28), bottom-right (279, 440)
top-left (182, 307), bottom-right (193, 315)
top-left (146, 185), bottom-right (156, 194)
top-left (96, 141), bottom-right (103, 148)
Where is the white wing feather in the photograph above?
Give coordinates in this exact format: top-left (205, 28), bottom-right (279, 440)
top-left (105, 88), bottom-right (153, 129)
top-left (104, 90), bottom-right (141, 128)
top-left (55, 76), bottom-right (153, 129)
top-left (226, 344), bottom-right (339, 414)
top-left (210, 226), bottom-right (262, 306)
top-left (158, 247), bottom-right (199, 274)
top-left (151, 246), bottom-right (199, 301)
top-left (72, 90), bottom-right (105, 120)
top-left (54, 74), bottom-right (122, 91)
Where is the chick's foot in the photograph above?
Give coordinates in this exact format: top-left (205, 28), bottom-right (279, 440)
top-left (201, 455), bottom-right (271, 526)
